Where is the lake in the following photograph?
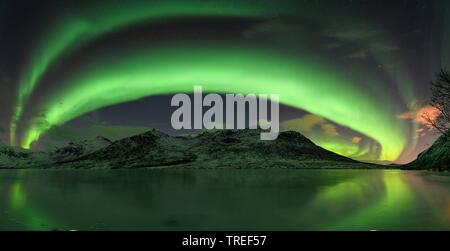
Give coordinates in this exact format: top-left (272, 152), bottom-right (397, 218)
top-left (1, 169), bottom-right (450, 230)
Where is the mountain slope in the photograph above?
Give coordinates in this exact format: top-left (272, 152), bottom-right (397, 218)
top-left (405, 134), bottom-right (450, 171)
top-left (0, 144), bottom-right (50, 168)
top-left (62, 129), bottom-right (194, 168)
top-left (50, 136), bottom-right (112, 163)
top-left (55, 129), bottom-right (376, 169)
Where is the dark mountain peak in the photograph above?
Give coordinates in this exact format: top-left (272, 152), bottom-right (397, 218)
top-left (51, 135), bottom-right (113, 162)
top-left (143, 128), bottom-right (169, 138)
top-left (184, 129), bottom-right (357, 167)
top-left (112, 129), bottom-right (168, 147)
top-left (193, 129), bottom-right (261, 144)
top-left (193, 129), bottom-right (312, 142)
top-left (72, 129), bottom-right (172, 164)
top-left (278, 131), bottom-right (314, 144)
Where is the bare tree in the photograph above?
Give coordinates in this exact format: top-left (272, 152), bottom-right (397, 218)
top-left (424, 70), bottom-right (450, 137)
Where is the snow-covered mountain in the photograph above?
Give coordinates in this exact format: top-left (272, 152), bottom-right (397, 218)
top-left (54, 129), bottom-right (374, 169)
top-left (50, 136), bottom-right (112, 163)
top-left (1, 129), bottom-right (378, 169)
top-left (0, 143), bottom-right (50, 168)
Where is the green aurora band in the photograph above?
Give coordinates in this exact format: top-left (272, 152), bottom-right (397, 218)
top-left (10, 0), bottom-right (294, 145)
top-left (19, 44), bottom-right (407, 161)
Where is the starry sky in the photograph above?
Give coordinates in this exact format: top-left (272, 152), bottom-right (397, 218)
top-left (0, 0), bottom-right (449, 163)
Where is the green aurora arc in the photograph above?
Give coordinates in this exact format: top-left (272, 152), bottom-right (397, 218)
top-left (19, 44), bottom-right (407, 161)
top-left (10, 0), bottom-right (295, 146)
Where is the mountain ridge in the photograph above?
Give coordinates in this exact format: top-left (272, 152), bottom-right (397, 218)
top-left (1, 129), bottom-right (381, 169)
top-left (48, 129), bottom-right (376, 169)
top-left (404, 133), bottom-right (450, 171)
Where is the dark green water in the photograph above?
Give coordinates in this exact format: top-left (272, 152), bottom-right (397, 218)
top-left (1, 169), bottom-right (450, 231)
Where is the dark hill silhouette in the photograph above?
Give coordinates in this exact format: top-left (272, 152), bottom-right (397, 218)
top-left (404, 134), bottom-right (450, 171)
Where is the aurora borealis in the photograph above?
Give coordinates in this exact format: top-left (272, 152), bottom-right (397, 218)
top-left (1, 0), bottom-right (449, 163)
top-left (9, 0), bottom-right (287, 145)
top-left (19, 44), bottom-right (406, 160)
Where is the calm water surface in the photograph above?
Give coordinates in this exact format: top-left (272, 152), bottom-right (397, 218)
top-left (1, 169), bottom-right (450, 230)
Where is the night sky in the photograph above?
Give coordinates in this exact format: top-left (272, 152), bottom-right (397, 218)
top-left (0, 0), bottom-right (449, 164)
